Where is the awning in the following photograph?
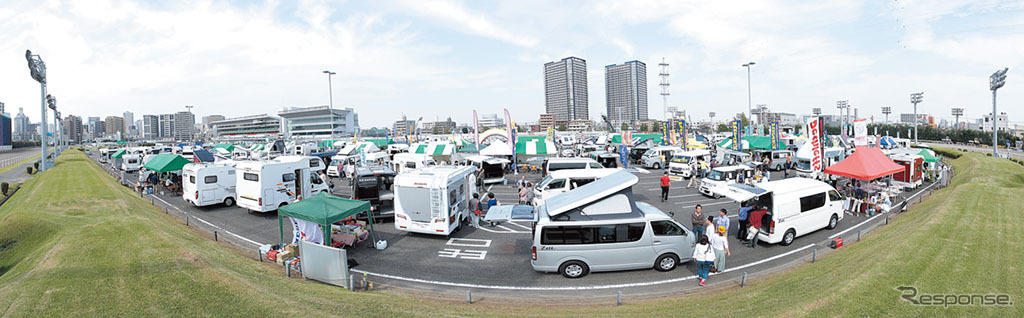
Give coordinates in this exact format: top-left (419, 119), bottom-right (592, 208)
top-left (515, 140), bottom-right (556, 155)
top-left (457, 144), bottom-right (480, 153)
top-left (366, 138), bottom-right (395, 148)
top-left (484, 205), bottom-right (538, 222)
top-left (143, 153), bottom-right (192, 172)
top-left (917, 149), bottom-right (940, 163)
top-left (111, 149), bottom-right (127, 159)
top-left (480, 140), bottom-right (513, 156)
top-left (879, 136), bottom-right (897, 147)
top-left (277, 192), bottom-right (375, 246)
top-left (412, 144), bottom-right (429, 154)
top-left (432, 144), bottom-right (448, 156)
top-left (824, 146), bottom-right (904, 181)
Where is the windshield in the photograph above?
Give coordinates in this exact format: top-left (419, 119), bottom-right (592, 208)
top-left (537, 176), bottom-right (554, 189)
top-left (797, 159), bottom-right (811, 170)
top-left (707, 170), bottom-right (725, 181)
top-left (642, 149), bottom-right (657, 157)
top-left (671, 155), bottom-right (693, 163)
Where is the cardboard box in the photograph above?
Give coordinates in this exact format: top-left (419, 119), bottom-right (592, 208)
top-left (284, 244), bottom-right (299, 257)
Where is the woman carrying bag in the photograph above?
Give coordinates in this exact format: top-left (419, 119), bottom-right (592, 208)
top-left (692, 235), bottom-right (716, 286)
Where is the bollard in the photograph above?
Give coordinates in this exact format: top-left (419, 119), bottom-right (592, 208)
top-left (286, 264), bottom-right (291, 277)
top-left (885, 215), bottom-right (889, 225)
top-left (164, 207), bottom-right (168, 214)
top-left (362, 273), bottom-right (369, 291)
top-left (214, 231), bottom-right (218, 241)
top-left (467, 291), bottom-right (472, 304)
top-left (812, 248), bottom-right (817, 263)
top-left (617, 291), bottom-right (623, 306)
top-left (258, 250), bottom-right (263, 262)
top-left (349, 275), bottom-right (355, 291)
top-left (857, 230), bottom-right (861, 242)
top-left (741, 272), bottom-right (747, 287)
top-left (186, 216), bottom-right (189, 226)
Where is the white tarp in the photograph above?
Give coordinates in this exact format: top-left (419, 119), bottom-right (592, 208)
top-left (298, 240), bottom-right (349, 288)
top-left (290, 217), bottom-right (324, 244)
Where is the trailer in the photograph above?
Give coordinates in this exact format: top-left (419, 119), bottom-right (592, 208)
top-left (183, 162), bottom-right (238, 207)
top-left (235, 156), bottom-right (330, 213)
top-left (890, 153), bottom-right (923, 189)
top-left (393, 165), bottom-right (477, 236)
top-left (463, 155), bottom-right (510, 184)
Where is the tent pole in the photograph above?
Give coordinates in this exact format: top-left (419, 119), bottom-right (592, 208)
top-left (324, 221), bottom-right (331, 246)
top-left (366, 210), bottom-right (378, 245)
top-left (279, 215), bottom-right (285, 247)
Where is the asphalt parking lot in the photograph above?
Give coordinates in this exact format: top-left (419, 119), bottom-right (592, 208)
top-left (89, 152), bottom-right (938, 298)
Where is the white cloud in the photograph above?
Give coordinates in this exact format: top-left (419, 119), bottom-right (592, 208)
top-left (396, 0), bottom-right (538, 48)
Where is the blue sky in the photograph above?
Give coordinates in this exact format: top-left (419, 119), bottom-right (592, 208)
top-left (1, 0), bottom-right (1022, 127)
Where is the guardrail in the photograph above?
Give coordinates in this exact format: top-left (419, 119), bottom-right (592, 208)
top-left (0, 153), bottom-right (40, 169)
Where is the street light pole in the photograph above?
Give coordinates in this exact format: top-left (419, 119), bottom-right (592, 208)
top-left (26, 50), bottom-right (49, 171)
top-left (836, 100), bottom-right (848, 134)
top-left (742, 62), bottom-right (755, 133)
top-left (323, 70), bottom-right (337, 141)
top-left (990, 68), bottom-right (1008, 157)
top-left (951, 107), bottom-right (963, 129)
top-left (910, 92), bottom-right (924, 144)
top-left (882, 106), bottom-right (891, 124)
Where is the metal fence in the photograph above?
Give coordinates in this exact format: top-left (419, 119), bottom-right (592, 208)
top-left (0, 152), bottom-right (40, 170)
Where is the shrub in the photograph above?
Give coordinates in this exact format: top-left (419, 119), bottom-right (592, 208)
top-left (34, 161), bottom-right (39, 170)
top-left (933, 148), bottom-right (962, 159)
top-left (1, 182), bottom-right (7, 195)
top-left (26, 167), bottom-right (32, 175)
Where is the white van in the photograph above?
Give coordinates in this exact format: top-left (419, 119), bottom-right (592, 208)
top-left (528, 170), bottom-right (695, 278)
top-left (391, 153), bottom-right (436, 174)
top-left (235, 156), bottom-right (330, 213)
top-left (698, 165), bottom-right (754, 198)
top-left (720, 178), bottom-right (844, 246)
top-left (542, 158), bottom-right (604, 176)
top-left (183, 162), bottom-right (237, 207)
top-left (640, 146), bottom-right (683, 169)
top-left (533, 168), bottom-right (620, 206)
top-left (668, 149), bottom-right (712, 179)
top-left (326, 154), bottom-right (358, 177)
top-left (393, 165), bottom-right (477, 236)
top-left (122, 154), bottom-right (142, 172)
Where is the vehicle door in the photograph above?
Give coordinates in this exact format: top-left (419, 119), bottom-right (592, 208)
top-left (650, 220), bottom-right (694, 262)
top-left (826, 190), bottom-right (844, 222)
top-left (282, 172), bottom-right (298, 203)
top-left (200, 174), bottom-right (218, 205)
top-left (584, 223), bottom-right (651, 271)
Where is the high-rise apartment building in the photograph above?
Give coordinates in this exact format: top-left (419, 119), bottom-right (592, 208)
top-left (63, 115), bottom-right (83, 144)
top-left (142, 115), bottom-right (159, 140)
top-left (544, 57), bottom-right (589, 122)
top-left (605, 60), bottom-right (648, 125)
top-left (158, 114), bottom-right (175, 139)
top-left (13, 108), bottom-right (31, 141)
top-left (104, 116), bottom-right (125, 140)
top-left (174, 111), bottom-right (195, 141)
top-left (122, 111), bottom-right (134, 138)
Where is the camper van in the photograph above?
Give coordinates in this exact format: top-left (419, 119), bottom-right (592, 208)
top-left (182, 162), bottom-right (237, 207)
top-left (890, 153), bottom-right (923, 189)
top-left (235, 156), bottom-right (330, 213)
top-left (699, 165), bottom-right (755, 198)
top-left (752, 149), bottom-right (795, 171)
top-left (529, 170), bottom-right (695, 278)
top-left (393, 166), bottom-right (478, 236)
top-left (640, 146), bottom-right (683, 169)
top-left (668, 149), bottom-right (712, 179)
top-left (717, 150), bottom-right (753, 167)
top-left (795, 147), bottom-right (846, 179)
top-left (180, 146), bottom-right (197, 163)
top-left (464, 155), bottom-right (510, 184)
top-left (533, 168), bottom-right (620, 206)
top-left (720, 178), bottom-right (844, 246)
top-left (352, 166), bottom-right (397, 220)
top-left (391, 153), bottom-right (436, 174)
top-left (542, 158), bottom-right (604, 176)
top-left (122, 154), bottom-right (142, 172)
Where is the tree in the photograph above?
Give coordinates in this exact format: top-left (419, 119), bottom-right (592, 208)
top-left (639, 123), bottom-right (648, 132)
top-left (461, 127), bottom-right (469, 134)
top-left (738, 113), bottom-right (749, 128)
top-left (716, 124), bottom-right (730, 132)
top-left (558, 123), bottom-right (567, 131)
top-left (1, 182), bottom-right (8, 195)
top-left (620, 123), bottom-right (629, 131)
top-left (432, 126), bottom-right (439, 134)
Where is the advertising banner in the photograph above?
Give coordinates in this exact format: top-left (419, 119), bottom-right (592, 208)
top-left (618, 145), bottom-right (629, 168)
top-left (473, 110), bottom-right (480, 147)
top-left (854, 118), bottom-right (868, 147)
top-left (661, 121), bottom-right (670, 146)
top-left (769, 121), bottom-right (780, 150)
top-left (731, 120), bottom-right (742, 151)
top-left (679, 120), bottom-right (688, 150)
top-left (809, 117), bottom-right (824, 171)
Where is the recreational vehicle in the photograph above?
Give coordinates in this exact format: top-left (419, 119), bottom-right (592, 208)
top-left (752, 149), bottom-right (795, 171)
top-left (464, 155), bottom-right (510, 184)
top-left (122, 154), bottom-right (142, 172)
top-left (529, 170), bottom-right (695, 278)
top-left (352, 166), bottom-right (397, 220)
top-left (391, 153), bottom-right (437, 174)
top-left (698, 165), bottom-right (755, 198)
top-left (235, 156), bottom-right (330, 213)
top-left (794, 146), bottom-right (846, 179)
top-left (720, 178), bottom-right (844, 246)
top-left (393, 166), bottom-right (478, 236)
top-left (890, 153), bottom-right (923, 189)
top-left (533, 168), bottom-right (620, 206)
top-left (668, 149), bottom-right (712, 179)
top-left (182, 162), bottom-right (238, 207)
top-left (640, 146), bottom-right (683, 169)
top-left (542, 158), bottom-right (604, 176)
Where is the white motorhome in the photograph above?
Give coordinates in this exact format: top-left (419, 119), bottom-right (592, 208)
top-left (235, 156), bottom-right (330, 213)
top-left (181, 146), bottom-right (197, 163)
top-left (795, 146), bottom-right (846, 180)
top-left (640, 146), bottom-right (683, 169)
top-left (393, 166), bottom-right (478, 236)
top-left (668, 149), bottom-right (712, 179)
top-left (720, 178), bottom-right (844, 246)
top-left (122, 154), bottom-right (142, 172)
top-left (391, 153), bottom-right (437, 174)
top-left (698, 165), bottom-right (755, 198)
top-left (527, 170), bottom-right (695, 278)
top-left (464, 155), bottom-right (510, 184)
top-left (533, 168), bottom-right (620, 206)
top-left (183, 162), bottom-right (238, 207)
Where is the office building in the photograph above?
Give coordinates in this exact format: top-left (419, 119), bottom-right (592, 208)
top-left (13, 108), bottom-right (31, 142)
top-left (981, 112), bottom-right (1009, 132)
top-left (63, 115), bottom-right (83, 144)
top-left (605, 60), bottom-right (648, 126)
top-left (104, 116), bottom-right (125, 140)
top-left (477, 113), bottom-right (503, 129)
top-left (567, 119), bottom-right (593, 132)
top-left (122, 111), bottom-right (134, 138)
top-left (0, 112), bottom-right (10, 150)
top-left (544, 56), bottom-right (589, 122)
top-left (209, 114), bottom-right (280, 137)
top-left (174, 111), bottom-right (195, 141)
top-left (278, 106), bottom-right (359, 137)
top-left (762, 112), bottom-right (800, 126)
top-left (158, 114), bottom-right (175, 139)
top-left (393, 115), bottom-right (416, 137)
top-left (539, 114), bottom-right (555, 130)
top-left (422, 117), bottom-right (456, 134)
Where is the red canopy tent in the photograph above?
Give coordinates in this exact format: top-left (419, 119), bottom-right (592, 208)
top-left (824, 146), bottom-right (904, 181)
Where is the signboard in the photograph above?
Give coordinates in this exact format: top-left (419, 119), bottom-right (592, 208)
top-left (769, 121), bottom-right (780, 150)
top-left (661, 121), bottom-right (670, 146)
top-left (809, 117), bottom-right (824, 171)
top-left (731, 120), bottom-right (742, 151)
top-left (546, 127), bottom-right (554, 142)
top-left (618, 145), bottom-right (629, 168)
top-left (853, 118), bottom-right (868, 147)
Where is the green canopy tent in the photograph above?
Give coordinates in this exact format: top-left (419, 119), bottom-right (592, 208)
top-left (718, 136), bottom-right (785, 151)
top-left (917, 149), bottom-right (940, 163)
top-left (366, 138), bottom-right (395, 148)
top-left (116, 141), bottom-right (127, 144)
top-left (143, 153), bottom-right (192, 172)
top-left (213, 143), bottom-right (235, 152)
top-left (515, 140), bottom-right (557, 155)
top-left (457, 144), bottom-right (480, 153)
top-left (277, 192), bottom-right (375, 247)
top-left (110, 149), bottom-right (127, 159)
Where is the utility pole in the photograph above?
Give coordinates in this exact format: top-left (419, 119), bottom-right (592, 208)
top-left (990, 68), bottom-right (1008, 157)
top-left (659, 58), bottom-right (670, 120)
top-left (323, 70), bottom-right (337, 140)
top-left (742, 62), bottom-right (755, 133)
top-left (951, 107), bottom-right (963, 129)
top-left (185, 105), bottom-right (194, 144)
top-left (910, 92), bottom-right (924, 144)
top-left (882, 106), bottom-right (891, 124)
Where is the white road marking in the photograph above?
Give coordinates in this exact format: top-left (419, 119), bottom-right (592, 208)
top-left (674, 198), bottom-right (729, 205)
top-left (506, 221), bottom-right (532, 230)
top-left (829, 180), bottom-right (938, 240)
top-left (437, 248), bottom-right (488, 260)
top-left (446, 238), bottom-right (492, 248)
top-left (495, 224), bottom-right (517, 232)
top-left (472, 225), bottom-right (526, 234)
top-left (676, 201), bottom-right (734, 209)
top-left (151, 194), bottom-right (263, 247)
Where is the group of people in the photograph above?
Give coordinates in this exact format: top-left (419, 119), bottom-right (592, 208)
top-left (516, 176), bottom-right (536, 206)
top-left (689, 202), bottom-right (769, 286)
top-left (839, 179), bottom-right (892, 216)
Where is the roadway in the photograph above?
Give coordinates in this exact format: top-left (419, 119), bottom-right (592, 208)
top-left (87, 151), bottom-right (939, 299)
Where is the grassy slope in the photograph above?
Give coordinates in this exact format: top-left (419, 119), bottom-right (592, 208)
top-left (0, 149), bottom-right (1021, 317)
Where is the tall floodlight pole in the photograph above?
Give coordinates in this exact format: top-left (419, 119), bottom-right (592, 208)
top-left (882, 106), bottom-right (891, 124)
top-left (323, 70), bottom-right (337, 140)
top-left (990, 68), bottom-right (1008, 157)
top-left (951, 107), bottom-right (963, 129)
top-left (26, 50), bottom-right (49, 171)
top-left (836, 100), bottom-right (848, 133)
top-left (659, 58), bottom-right (670, 120)
top-left (709, 112), bottom-right (715, 126)
top-left (742, 62), bottom-right (755, 132)
top-left (910, 92), bottom-right (924, 144)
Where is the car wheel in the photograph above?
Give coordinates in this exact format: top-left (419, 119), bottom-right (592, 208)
top-left (559, 261), bottom-right (589, 279)
top-left (827, 214), bottom-right (839, 229)
top-left (781, 229), bottom-right (796, 246)
top-left (223, 197), bottom-right (235, 207)
top-left (655, 254), bottom-right (679, 272)
top-left (653, 163), bottom-right (660, 169)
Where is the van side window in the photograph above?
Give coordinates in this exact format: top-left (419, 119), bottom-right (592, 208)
top-left (449, 190), bottom-right (457, 205)
top-left (204, 176), bottom-right (217, 184)
top-left (827, 190), bottom-right (843, 202)
top-left (799, 192), bottom-right (827, 212)
top-left (589, 162), bottom-right (602, 168)
top-left (651, 220), bottom-right (685, 236)
top-left (540, 223), bottom-right (644, 245)
top-left (309, 159), bottom-right (320, 167)
top-left (282, 173), bottom-right (296, 182)
top-left (406, 162), bottom-right (416, 168)
top-left (243, 173), bottom-right (258, 181)
top-left (547, 178), bottom-right (566, 189)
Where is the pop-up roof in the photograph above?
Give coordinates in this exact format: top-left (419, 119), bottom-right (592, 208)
top-left (544, 170), bottom-right (638, 217)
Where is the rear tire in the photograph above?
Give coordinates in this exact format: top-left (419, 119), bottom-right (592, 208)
top-left (827, 214), bottom-right (839, 229)
top-left (223, 197), bottom-right (235, 207)
top-left (781, 229), bottom-right (796, 246)
top-left (655, 254), bottom-right (679, 272)
top-left (559, 261), bottom-right (589, 279)
top-left (653, 163), bottom-right (661, 169)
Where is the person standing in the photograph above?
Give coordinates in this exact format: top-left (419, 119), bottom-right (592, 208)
top-left (660, 171), bottom-right (671, 202)
top-left (524, 182), bottom-right (535, 206)
top-left (690, 205), bottom-right (705, 239)
top-left (518, 185), bottom-right (529, 205)
top-left (715, 208), bottom-right (730, 235)
top-left (693, 235), bottom-right (715, 286)
top-left (748, 204), bottom-right (767, 248)
top-left (516, 175), bottom-right (527, 189)
top-left (709, 225), bottom-right (731, 272)
top-left (784, 154), bottom-right (792, 178)
top-left (686, 160), bottom-right (698, 189)
top-left (737, 202), bottom-right (751, 242)
top-left (469, 193), bottom-right (482, 228)
top-left (486, 192), bottom-right (499, 227)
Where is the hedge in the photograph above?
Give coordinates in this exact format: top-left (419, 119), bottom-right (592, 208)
top-left (933, 148), bottom-right (962, 159)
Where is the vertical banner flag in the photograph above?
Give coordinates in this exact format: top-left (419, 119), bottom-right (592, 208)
top-left (809, 117), bottom-right (824, 172)
top-left (769, 121), bottom-right (780, 150)
top-left (680, 120), bottom-right (688, 150)
top-left (473, 110), bottom-right (480, 149)
top-left (731, 120), bottom-right (742, 151)
top-left (546, 127), bottom-right (554, 142)
top-left (623, 131), bottom-right (632, 145)
top-left (854, 118), bottom-right (868, 147)
top-left (504, 109), bottom-right (513, 150)
top-left (661, 121), bottom-right (670, 145)
top-left (618, 145), bottom-right (629, 168)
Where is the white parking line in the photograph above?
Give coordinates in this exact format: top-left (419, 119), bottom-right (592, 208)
top-left (446, 238), bottom-right (492, 247)
top-left (506, 221), bottom-right (532, 230)
top-left (828, 181), bottom-right (939, 240)
top-left (151, 194), bottom-right (263, 247)
top-left (473, 225), bottom-right (526, 234)
top-left (674, 198), bottom-right (729, 205)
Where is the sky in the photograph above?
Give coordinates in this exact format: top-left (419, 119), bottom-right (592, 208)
top-left (1, 0), bottom-right (1023, 128)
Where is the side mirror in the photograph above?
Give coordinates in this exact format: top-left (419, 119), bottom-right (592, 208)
top-left (667, 211), bottom-right (675, 217)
